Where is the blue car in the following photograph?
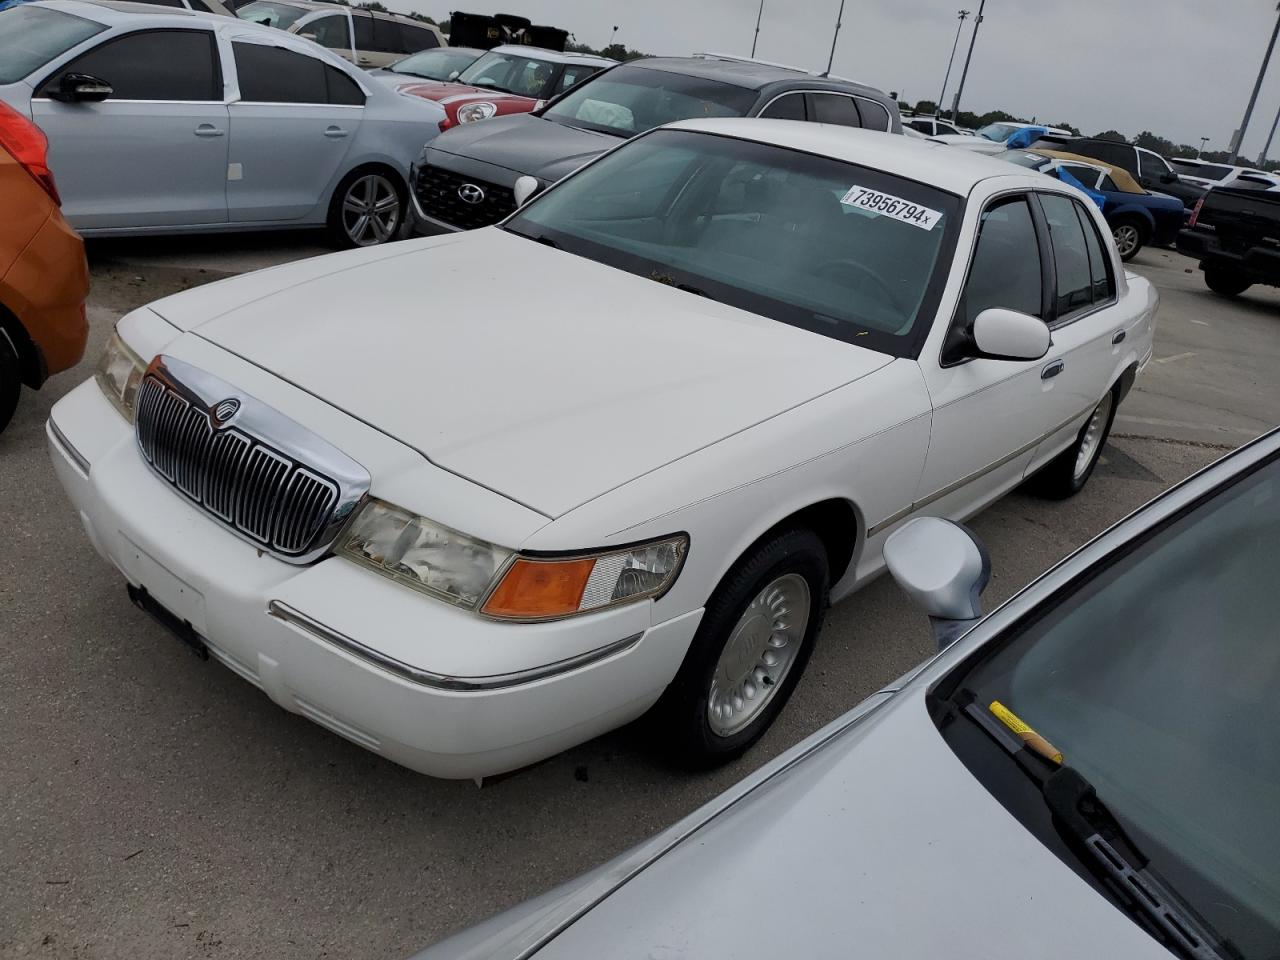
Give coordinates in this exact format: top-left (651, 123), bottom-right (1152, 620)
top-left (1001, 149), bottom-right (1184, 261)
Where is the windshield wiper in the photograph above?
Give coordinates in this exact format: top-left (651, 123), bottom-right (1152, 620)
top-left (954, 692), bottom-right (1236, 960)
top-left (503, 228), bottom-right (558, 250)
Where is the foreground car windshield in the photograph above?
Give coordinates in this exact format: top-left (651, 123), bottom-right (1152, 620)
top-left (457, 50), bottom-right (559, 98)
top-left (237, 1), bottom-right (308, 29)
top-left (0, 5), bottom-right (106, 84)
top-left (390, 49), bottom-right (479, 80)
top-left (975, 122), bottom-right (1018, 142)
top-left (949, 452), bottom-right (1280, 958)
top-left (542, 65), bottom-right (757, 137)
top-left (505, 129), bottom-right (959, 354)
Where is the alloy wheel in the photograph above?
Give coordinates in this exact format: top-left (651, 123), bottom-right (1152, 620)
top-left (707, 573), bottom-right (811, 737)
top-left (1113, 224), bottom-right (1140, 258)
top-left (1074, 391), bottom-right (1114, 482)
top-left (342, 174), bottom-right (401, 246)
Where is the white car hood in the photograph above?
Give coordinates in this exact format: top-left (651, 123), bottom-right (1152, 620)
top-left (931, 134), bottom-right (1007, 154)
top-left (150, 229), bottom-right (892, 518)
top-left (533, 692), bottom-right (1170, 960)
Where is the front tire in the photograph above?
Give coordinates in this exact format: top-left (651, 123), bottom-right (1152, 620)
top-left (1111, 218), bottom-right (1146, 262)
top-left (1203, 263), bottom-right (1252, 297)
top-left (0, 332), bottom-right (21, 436)
top-left (326, 168), bottom-right (406, 249)
top-left (1028, 387), bottom-right (1118, 499)
top-left (651, 528), bottom-right (829, 769)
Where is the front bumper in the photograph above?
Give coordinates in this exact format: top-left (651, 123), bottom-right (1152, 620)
top-left (47, 379), bottom-right (702, 779)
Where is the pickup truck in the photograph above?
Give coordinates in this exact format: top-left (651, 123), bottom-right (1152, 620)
top-left (1177, 185), bottom-right (1280, 296)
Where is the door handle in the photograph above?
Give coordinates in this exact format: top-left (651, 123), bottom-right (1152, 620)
top-left (194, 123), bottom-right (224, 137)
top-left (324, 126), bottom-right (349, 139)
top-left (1112, 329), bottom-right (1127, 344)
top-left (1041, 359), bottom-right (1065, 380)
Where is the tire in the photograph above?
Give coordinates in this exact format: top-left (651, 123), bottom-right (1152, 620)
top-left (1028, 386), bottom-right (1118, 500)
top-left (326, 167), bottom-right (406, 249)
top-left (1111, 218), bottom-right (1146, 262)
top-left (650, 527), bottom-right (830, 769)
top-left (0, 332), bottom-right (21, 436)
top-left (1203, 263), bottom-right (1252, 297)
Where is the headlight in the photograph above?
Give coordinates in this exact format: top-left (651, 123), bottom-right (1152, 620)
top-left (96, 332), bottom-right (146, 420)
top-left (481, 535), bottom-right (687, 621)
top-left (456, 101), bottom-right (497, 124)
top-left (337, 497), bottom-right (687, 620)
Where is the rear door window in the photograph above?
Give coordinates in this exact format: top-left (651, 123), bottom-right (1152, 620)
top-left (759, 92), bottom-right (806, 120)
top-left (807, 92), bottom-right (862, 127)
top-left (41, 29), bottom-right (221, 101)
top-left (1060, 164), bottom-right (1103, 189)
top-left (370, 16), bottom-right (400, 53)
top-left (1039, 192), bottom-right (1096, 319)
top-left (233, 41), bottom-right (327, 104)
top-left (1074, 201), bottom-right (1115, 304)
top-left (399, 22), bottom-right (439, 53)
top-left (351, 12), bottom-right (374, 50)
top-left (304, 14), bottom-right (350, 50)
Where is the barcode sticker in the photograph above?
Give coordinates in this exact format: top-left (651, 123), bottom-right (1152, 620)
top-left (839, 187), bottom-right (943, 231)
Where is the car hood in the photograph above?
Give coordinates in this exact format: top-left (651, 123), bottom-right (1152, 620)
top-left (400, 81), bottom-right (532, 106)
top-left (429, 112), bottom-right (618, 182)
top-left (1145, 191), bottom-right (1186, 210)
top-left (476, 691), bottom-right (1169, 960)
top-left (148, 229), bottom-right (892, 519)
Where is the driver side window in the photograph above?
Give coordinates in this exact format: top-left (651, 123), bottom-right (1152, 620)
top-left (40, 29), bottom-right (221, 101)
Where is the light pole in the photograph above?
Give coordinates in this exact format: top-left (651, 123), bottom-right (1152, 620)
top-left (609, 24), bottom-right (619, 48)
top-left (950, 0), bottom-right (985, 124)
top-left (751, 0), bottom-right (765, 57)
top-left (1229, 2), bottom-right (1280, 164)
top-left (1198, 137), bottom-right (1209, 158)
top-left (1260, 101), bottom-right (1280, 165)
top-left (825, 0), bottom-right (847, 75)
top-left (937, 10), bottom-right (970, 117)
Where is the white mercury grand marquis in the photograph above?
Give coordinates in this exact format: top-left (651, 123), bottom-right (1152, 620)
top-left (48, 121), bottom-right (1157, 780)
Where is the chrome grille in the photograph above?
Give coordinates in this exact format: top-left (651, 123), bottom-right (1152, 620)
top-left (135, 375), bottom-right (342, 559)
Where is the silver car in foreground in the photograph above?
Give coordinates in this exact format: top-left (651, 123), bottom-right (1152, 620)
top-left (414, 428), bottom-right (1280, 960)
top-left (0, 0), bottom-right (445, 246)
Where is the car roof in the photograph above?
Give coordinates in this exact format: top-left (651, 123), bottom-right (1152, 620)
top-left (485, 44), bottom-right (615, 67)
top-left (34, 0), bottom-right (204, 24)
top-left (667, 119), bottom-right (1035, 194)
top-left (1032, 149), bottom-right (1144, 193)
top-left (623, 54), bottom-right (888, 98)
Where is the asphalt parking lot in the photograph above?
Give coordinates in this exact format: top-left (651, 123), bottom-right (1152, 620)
top-left (2, 236), bottom-right (1277, 960)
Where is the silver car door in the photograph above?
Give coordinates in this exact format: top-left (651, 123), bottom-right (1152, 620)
top-left (225, 39), bottom-right (363, 223)
top-left (31, 28), bottom-right (229, 230)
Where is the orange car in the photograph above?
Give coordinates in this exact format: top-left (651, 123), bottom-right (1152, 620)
top-left (0, 101), bottom-right (89, 435)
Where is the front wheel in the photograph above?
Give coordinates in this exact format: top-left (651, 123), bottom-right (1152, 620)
top-left (1203, 263), bottom-right (1252, 297)
top-left (0, 332), bottom-right (21, 436)
top-left (327, 169), bottom-right (405, 249)
top-left (1028, 388), bottom-right (1117, 500)
top-left (650, 528), bottom-right (829, 769)
top-left (1111, 220), bottom-right (1145, 262)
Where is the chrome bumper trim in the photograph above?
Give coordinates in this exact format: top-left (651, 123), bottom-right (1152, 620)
top-left (48, 417), bottom-right (90, 476)
top-left (266, 600), bottom-right (643, 691)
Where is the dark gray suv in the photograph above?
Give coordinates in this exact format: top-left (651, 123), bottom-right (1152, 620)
top-left (409, 53), bottom-right (902, 232)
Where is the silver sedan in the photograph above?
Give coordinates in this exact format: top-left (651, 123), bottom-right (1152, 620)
top-left (0, 0), bottom-right (446, 246)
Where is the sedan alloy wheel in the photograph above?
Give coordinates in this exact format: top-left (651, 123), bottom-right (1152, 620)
top-left (341, 173), bottom-right (402, 247)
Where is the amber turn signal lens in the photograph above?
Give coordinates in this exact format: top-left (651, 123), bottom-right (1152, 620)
top-left (481, 557), bottom-right (597, 620)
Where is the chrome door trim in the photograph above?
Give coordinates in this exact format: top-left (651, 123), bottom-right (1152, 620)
top-left (267, 601), bottom-right (644, 690)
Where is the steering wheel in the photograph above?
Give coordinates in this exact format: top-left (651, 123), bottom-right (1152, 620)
top-left (813, 259), bottom-right (901, 311)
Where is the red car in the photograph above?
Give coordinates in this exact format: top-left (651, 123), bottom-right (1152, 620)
top-left (397, 45), bottom-right (615, 131)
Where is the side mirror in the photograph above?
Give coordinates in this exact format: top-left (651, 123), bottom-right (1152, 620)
top-left (884, 517), bottom-right (991, 651)
top-left (51, 72), bottom-right (113, 104)
top-left (971, 307), bottom-right (1050, 361)
top-left (513, 174), bottom-right (540, 207)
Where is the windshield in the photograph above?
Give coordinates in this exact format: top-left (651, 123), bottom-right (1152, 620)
top-left (998, 150), bottom-right (1049, 170)
top-left (0, 6), bottom-right (106, 85)
top-left (456, 50), bottom-right (559, 98)
top-left (543, 64), bottom-right (757, 138)
top-left (236, 1), bottom-right (309, 29)
top-left (948, 452), bottom-right (1280, 959)
top-left (505, 129), bottom-right (959, 356)
top-left (976, 122), bottom-right (1019, 142)
top-left (390, 49), bottom-right (480, 80)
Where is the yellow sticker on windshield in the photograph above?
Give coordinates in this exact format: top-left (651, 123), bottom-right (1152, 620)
top-left (840, 186), bottom-right (942, 231)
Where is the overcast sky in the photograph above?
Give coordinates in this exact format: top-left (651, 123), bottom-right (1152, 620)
top-left (382, 0), bottom-right (1280, 158)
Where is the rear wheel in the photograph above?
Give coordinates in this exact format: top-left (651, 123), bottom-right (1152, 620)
top-left (326, 169), bottom-right (405, 249)
top-left (1111, 218), bottom-right (1146, 262)
top-left (1028, 387), bottom-right (1118, 499)
top-left (650, 528), bottom-right (829, 769)
top-left (0, 332), bottom-right (22, 436)
top-left (1203, 263), bottom-right (1252, 297)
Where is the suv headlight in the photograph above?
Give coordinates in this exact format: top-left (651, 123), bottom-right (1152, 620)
top-left (337, 497), bottom-right (687, 620)
top-left (96, 332), bottom-right (146, 420)
top-left (456, 101), bottom-right (497, 124)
